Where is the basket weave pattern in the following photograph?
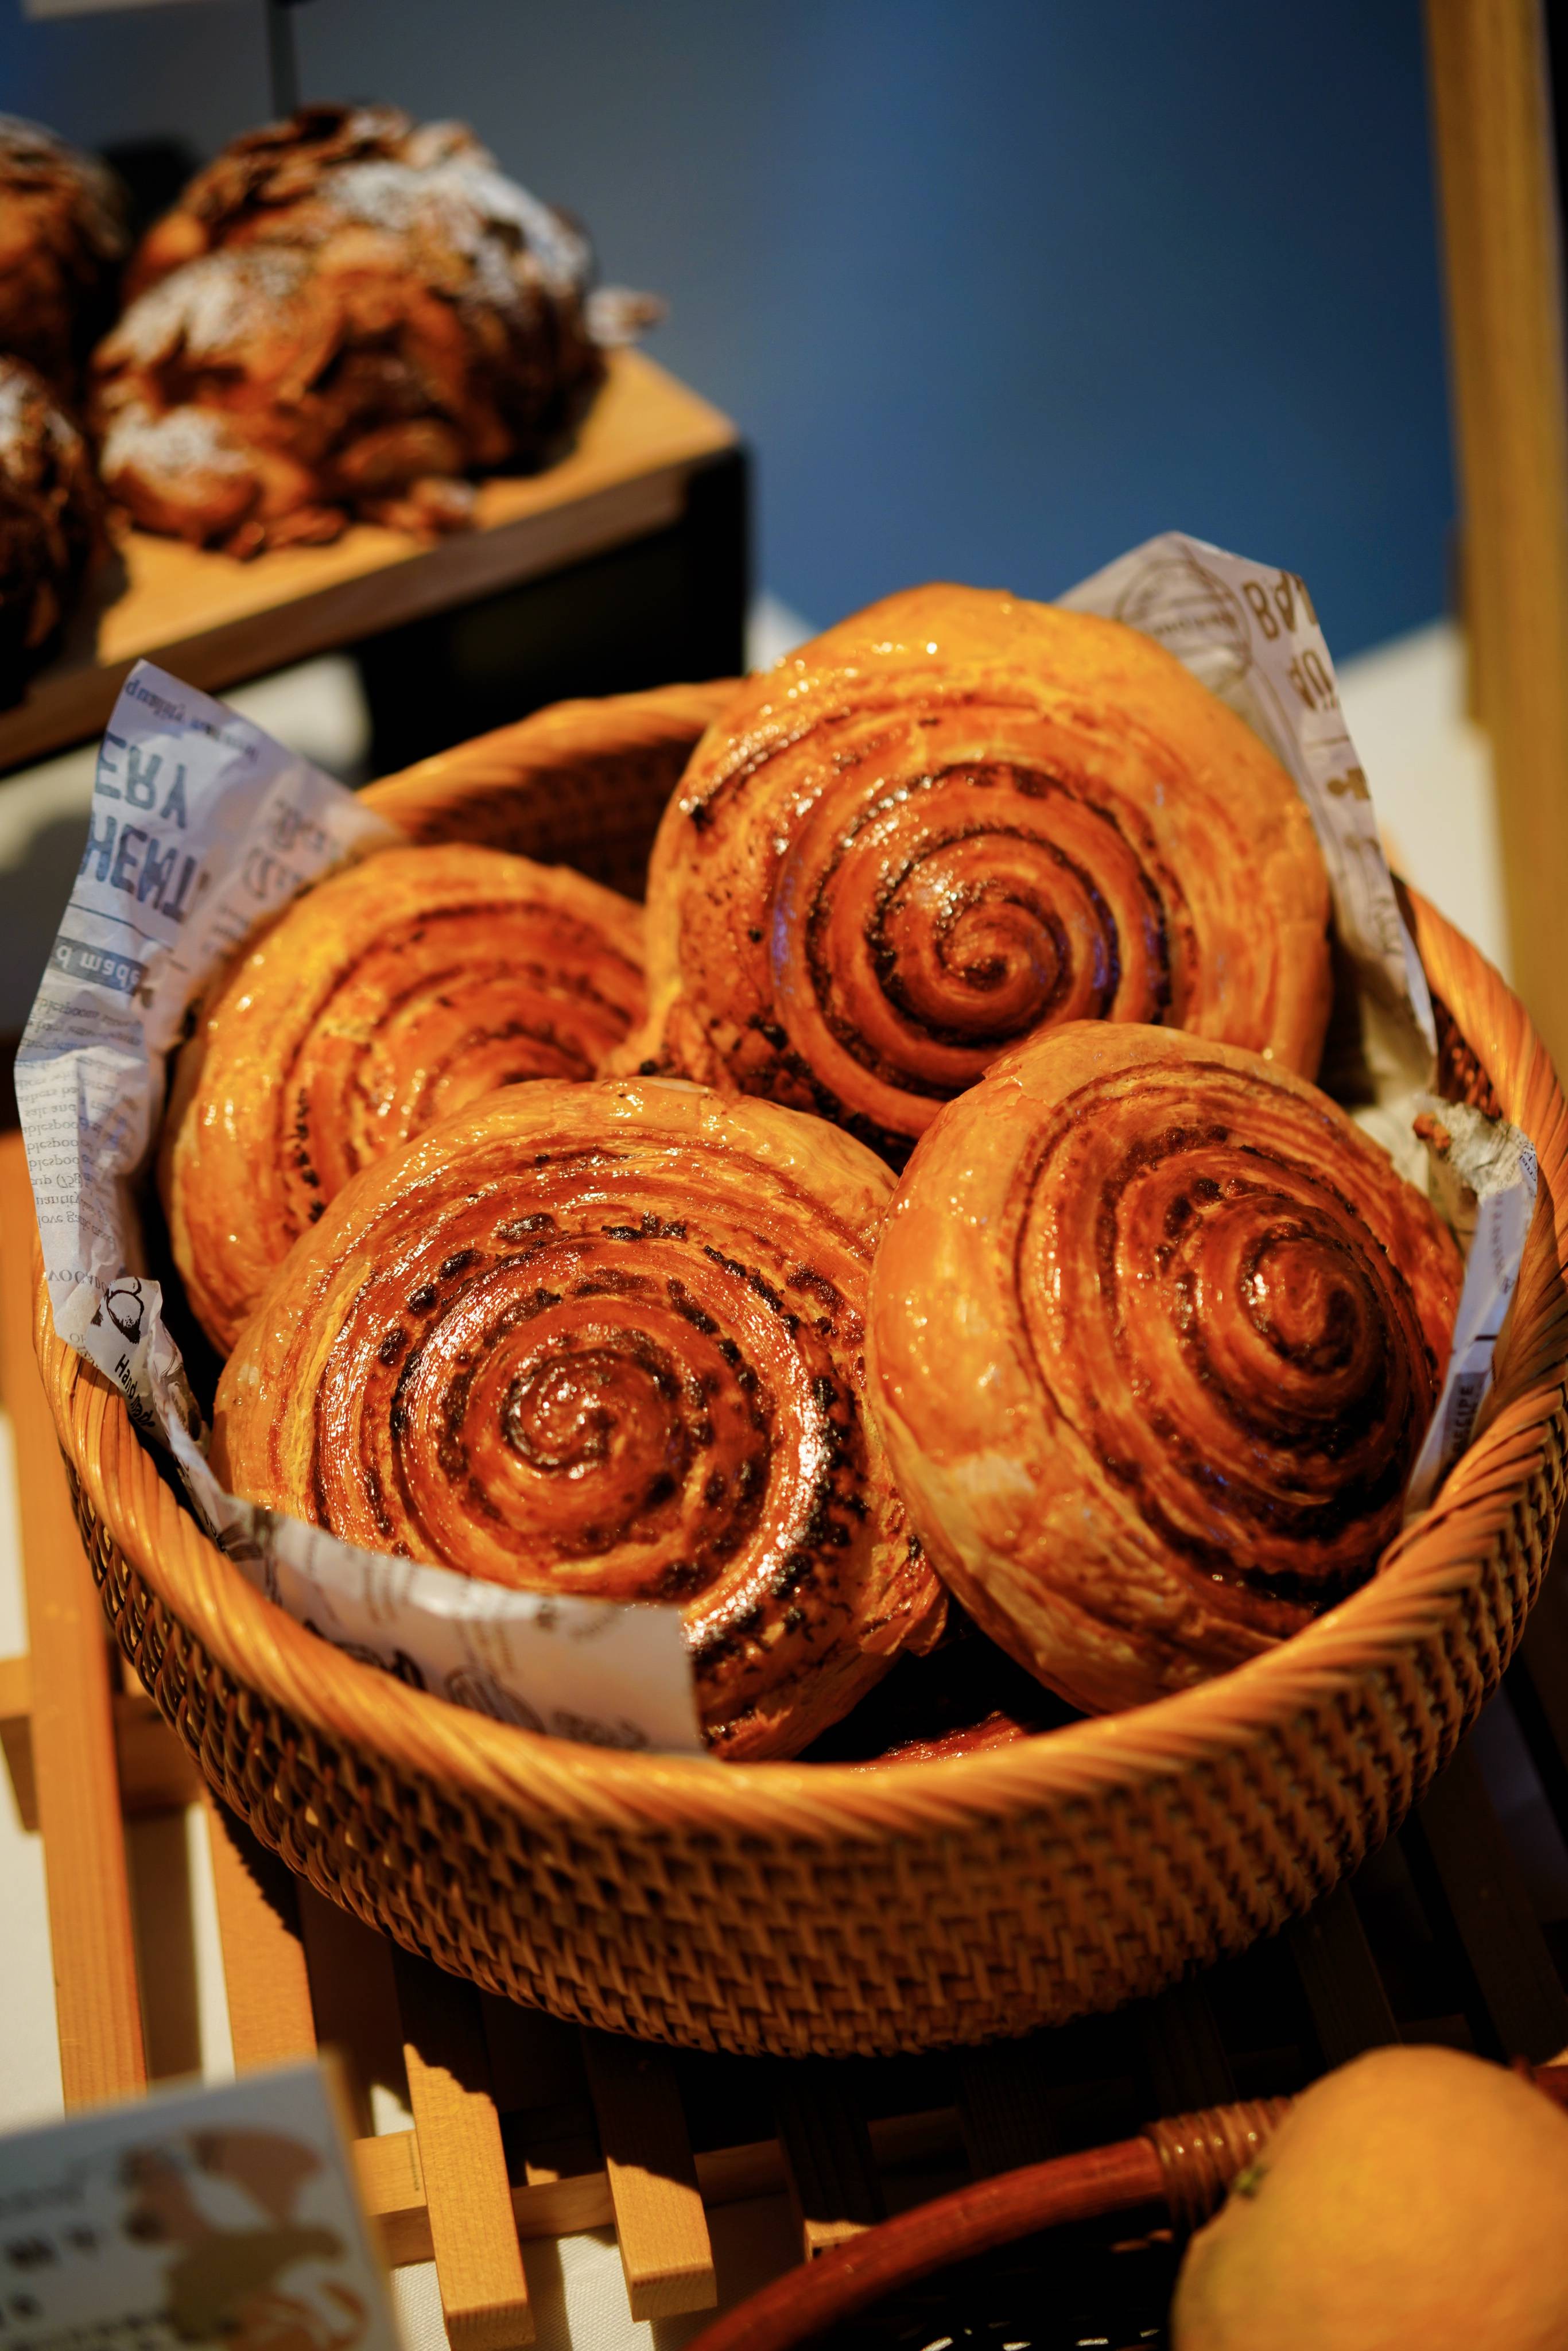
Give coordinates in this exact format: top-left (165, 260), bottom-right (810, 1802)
top-left (31, 683), bottom-right (1568, 2057)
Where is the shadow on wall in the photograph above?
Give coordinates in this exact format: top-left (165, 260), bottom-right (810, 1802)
top-left (1, 0), bottom-right (1454, 658)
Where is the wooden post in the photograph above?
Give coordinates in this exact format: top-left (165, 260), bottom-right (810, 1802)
top-left (203, 1795), bottom-right (319, 2071)
top-left (1425, 0), bottom-right (1568, 1065)
top-left (580, 2030), bottom-right (716, 2321)
top-left (0, 1134), bottom-right (146, 2105)
top-left (394, 1951), bottom-right (534, 2350)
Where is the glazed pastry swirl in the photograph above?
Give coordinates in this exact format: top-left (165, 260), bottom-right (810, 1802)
top-left (632, 585), bottom-right (1332, 1161)
top-left (214, 1078), bottom-right (941, 1759)
top-left (162, 842), bottom-right (645, 1353)
top-left (868, 1023), bottom-right (1463, 1714)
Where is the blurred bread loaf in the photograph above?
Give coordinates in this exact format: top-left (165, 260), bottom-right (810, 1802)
top-left (0, 356), bottom-right (103, 704)
top-left (94, 104), bottom-right (619, 554)
top-left (0, 114), bottom-right (126, 397)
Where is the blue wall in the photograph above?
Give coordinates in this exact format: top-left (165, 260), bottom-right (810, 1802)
top-left (3, 0), bottom-right (1455, 657)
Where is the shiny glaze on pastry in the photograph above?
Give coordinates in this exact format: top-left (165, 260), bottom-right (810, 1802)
top-left (868, 1022), bottom-right (1462, 1714)
top-left (213, 1077), bottom-right (941, 1759)
top-left (162, 842), bottom-right (645, 1354)
top-left (630, 585), bottom-right (1332, 1162)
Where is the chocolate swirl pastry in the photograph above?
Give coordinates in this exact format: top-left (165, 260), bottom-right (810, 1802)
top-left (0, 358), bottom-right (103, 704)
top-left (94, 104), bottom-right (614, 553)
top-left (214, 1079), bottom-right (941, 1759)
top-left (0, 116), bottom-right (126, 397)
top-left (630, 585), bottom-right (1333, 1163)
top-left (162, 843), bottom-right (646, 1355)
top-left (868, 1022), bottom-right (1462, 1714)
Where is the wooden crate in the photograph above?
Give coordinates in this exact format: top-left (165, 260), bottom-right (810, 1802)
top-left (6, 1121), bottom-right (1568, 2345)
top-left (0, 351), bottom-right (739, 777)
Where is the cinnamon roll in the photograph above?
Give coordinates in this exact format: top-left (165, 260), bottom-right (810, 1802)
top-left (868, 1022), bottom-right (1462, 1714)
top-left (631, 585), bottom-right (1332, 1161)
top-left (162, 843), bottom-right (645, 1355)
top-left (213, 1078), bottom-right (940, 1759)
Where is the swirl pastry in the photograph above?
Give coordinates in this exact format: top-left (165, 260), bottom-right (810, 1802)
top-left (868, 1023), bottom-right (1462, 1714)
top-left (162, 843), bottom-right (645, 1355)
top-left (632, 585), bottom-right (1332, 1161)
top-left (213, 1078), bottom-right (940, 1758)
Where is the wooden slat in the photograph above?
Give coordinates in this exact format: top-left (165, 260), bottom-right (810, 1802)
top-left (296, 1886), bottom-right (405, 2139)
top-left (394, 1950), bottom-right (533, 2350)
top-left (956, 2040), bottom-right (1060, 2177)
top-left (1511, 1550), bottom-right (1568, 1805)
top-left (0, 1652), bottom-right (29, 1720)
top-left (1425, 0), bottom-right (1568, 1063)
top-left (112, 1689), bottom-right (203, 1815)
top-left (0, 1652), bottom-right (37, 1832)
top-left (1410, 1739), bottom-right (1568, 2062)
top-left (1287, 1883), bottom-right (1401, 2065)
top-left (580, 2031), bottom-right (716, 2321)
top-left (123, 1810), bottom-right (202, 2082)
top-left (1136, 1980), bottom-right (1236, 2114)
top-left (0, 352), bottom-right (737, 774)
top-left (0, 1132), bottom-right (145, 2104)
top-left (773, 2063), bottom-right (886, 2261)
top-left (0, 1662), bottom-right (205, 1820)
top-left (353, 2109), bottom-right (964, 2271)
top-left (480, 1997), bottom-right (599, 2187)
top-left (203, 1795), bottom-right (317, 2071)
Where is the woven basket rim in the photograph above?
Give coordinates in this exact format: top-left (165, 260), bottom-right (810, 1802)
top-left (30, 791), bottom-right (1568, 1840)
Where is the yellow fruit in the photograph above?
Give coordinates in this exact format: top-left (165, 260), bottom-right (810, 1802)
top-left (1171, 2044), bottom-right (1568, 2351)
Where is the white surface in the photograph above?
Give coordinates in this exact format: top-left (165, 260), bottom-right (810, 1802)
top-left (1336, 620), bottom-right (1508, 975)
top-left (744, 591), bottom-right (811, 670)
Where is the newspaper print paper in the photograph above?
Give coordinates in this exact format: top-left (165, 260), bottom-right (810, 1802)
top-left (15, 661), bottom-right (702, 1756)
top-left (1060, 532), bottom-right (1533, 1513)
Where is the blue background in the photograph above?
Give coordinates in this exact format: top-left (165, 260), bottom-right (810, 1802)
top-left (3, 0), bottom-right (1456, 657)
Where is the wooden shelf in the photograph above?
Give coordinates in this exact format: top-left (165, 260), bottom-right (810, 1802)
top-left (0, 351), bottom-right (738, 776)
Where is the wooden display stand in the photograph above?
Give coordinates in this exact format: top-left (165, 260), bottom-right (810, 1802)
top-left (1425, 0), bottom-right (1568, 1073)
top-left (7, 1122), bottom-right (1568, 2345)
top-left (0, 351), bottom-right (745, 778)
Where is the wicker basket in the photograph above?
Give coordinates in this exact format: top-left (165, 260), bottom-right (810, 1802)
top-left (29, 680), bottom-right (1568, 2059)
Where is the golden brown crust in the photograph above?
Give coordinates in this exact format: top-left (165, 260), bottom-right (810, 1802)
top-left (628, 585), bottom-right (1333, 1161)
top-left (213, 1077), bottom-right (941, 1760)
top-left (867, 1021), bottom-right (1464, 1714)
top-left (94, 106), bottom-right (604, 553)
top-left (161, 842), bottom-right (645, 1355)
